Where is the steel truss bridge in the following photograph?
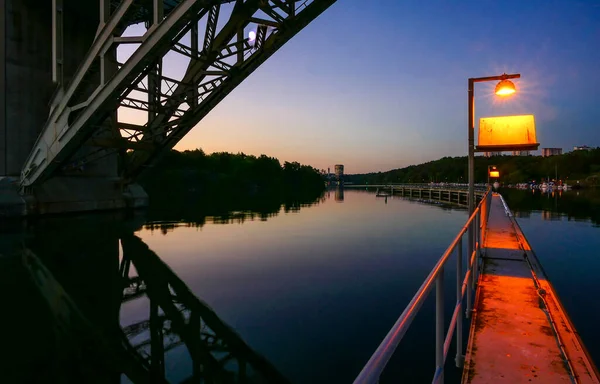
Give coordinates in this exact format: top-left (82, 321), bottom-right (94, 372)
top-left (20, 0), bottom-right (336, 189)
top-left (22, 234), bottom-right (290, 383)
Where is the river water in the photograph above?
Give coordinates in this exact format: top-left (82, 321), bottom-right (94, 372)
top-left (1, 187), bottom-right (598, 383)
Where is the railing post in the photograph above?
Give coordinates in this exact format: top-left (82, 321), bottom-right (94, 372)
top-left (456, 237), bottom-right (464, 367)
top-left (466, 218), bottom-right (473, 318)
top-left (473, 215), bottom-right (477, 258)
top-left (487, 191), bottom-right (492, 222)
top-left (481, 195), bottom-right (486, 245)
top-left (473, 211), bottom-right (480, 289)
top-left (436, 268), bottom-right (445, 383)
top-left (478, 209), bottom-right (482, 247)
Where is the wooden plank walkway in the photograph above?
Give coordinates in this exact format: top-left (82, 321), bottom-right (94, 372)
top-left (462, 193), bottom-right (600, 383)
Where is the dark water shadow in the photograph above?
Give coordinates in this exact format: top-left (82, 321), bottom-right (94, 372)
top-left (0, 216), bottom-right (291, 384)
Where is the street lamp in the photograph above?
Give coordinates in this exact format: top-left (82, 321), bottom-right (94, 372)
top-left (467, 73), bottom-right (520, 217)
top-left (495, 79), bottom-right (516, 96)
top-left (487, 165), bottom-right (499, 186)
top-left (466, 73), bottom-right (519, 300)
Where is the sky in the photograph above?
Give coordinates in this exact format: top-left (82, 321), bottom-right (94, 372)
top-left (121, 0), bottom-right (600, 174)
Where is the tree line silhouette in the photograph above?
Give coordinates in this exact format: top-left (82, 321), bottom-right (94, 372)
top-left (138, 149), bottom-right (326, 221)
top-left (345, 148), bottom-right (600, 186)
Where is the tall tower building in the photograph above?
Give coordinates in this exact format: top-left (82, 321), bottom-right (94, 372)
top-left (334, 164), bottom-right (344, 182)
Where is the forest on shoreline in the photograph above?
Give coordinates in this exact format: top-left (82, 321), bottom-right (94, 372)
top-left (138, 149), bottom-right (326, 220)
top-left (345, 148), bottom-right (600, 186)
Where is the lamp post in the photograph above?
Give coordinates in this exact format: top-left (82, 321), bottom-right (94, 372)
top-left (468, 73), bottom-right (520, 216)
top-left (466, 73), bottom-right (519, 317)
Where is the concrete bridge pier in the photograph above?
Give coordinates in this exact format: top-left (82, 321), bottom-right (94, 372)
top-left (0, 0), bottom-right (148, 216)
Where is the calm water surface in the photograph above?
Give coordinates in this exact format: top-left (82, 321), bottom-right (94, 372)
top-left (131, 189), bottom-right (472, 383)
top-left (1, 187), bottom-right (599, 383)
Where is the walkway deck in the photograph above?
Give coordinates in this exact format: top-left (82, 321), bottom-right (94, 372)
top-left (462, 193), bottom-right (600, 383)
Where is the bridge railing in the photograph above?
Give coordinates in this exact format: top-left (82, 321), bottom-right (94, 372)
top-left (353, 188), bottom-right (493, 384)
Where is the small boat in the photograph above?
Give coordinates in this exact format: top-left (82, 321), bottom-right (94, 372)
top-left (375, 188), bottom-right (390, 197)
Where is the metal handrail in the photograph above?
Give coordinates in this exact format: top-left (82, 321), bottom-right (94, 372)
top-left (353, 189), bottom-right (492, 384)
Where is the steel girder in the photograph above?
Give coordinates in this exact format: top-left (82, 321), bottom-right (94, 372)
top-left (19, 0), bottom-right (337, 188)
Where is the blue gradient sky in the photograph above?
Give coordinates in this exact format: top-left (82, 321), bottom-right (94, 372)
top-left (126, 1), bottom-right (600, 174)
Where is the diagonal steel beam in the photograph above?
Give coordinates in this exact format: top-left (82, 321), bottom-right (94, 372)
top-left (20, 0), bottom-right (337, 189)
top-left (204, 4), bottom-right (221, 52)
top-left (124, 0), bottom-right (263, 171)
top-left (124, 0), bottom-right (337, 180)
top-left (19, 0), bottom-right (235, 188)
top-left (135, 0), bottom-right (261, 138)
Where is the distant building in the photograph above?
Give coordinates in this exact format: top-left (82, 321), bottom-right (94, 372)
top-left (484, 152), bottom-right (502, 158)
top-left (334, 164), bottom-right (344, 182)
top-left (512, 150), bottom-right (531, 156)
top-left (573, 145), bottom-right (594, 151)
top-left (542, 148), bottom-right (563, 157)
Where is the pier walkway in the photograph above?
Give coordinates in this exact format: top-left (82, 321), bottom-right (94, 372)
top-left (354, 189), bottom-right (599, 384)
top-left (463, 193), bottom-right (600, 383)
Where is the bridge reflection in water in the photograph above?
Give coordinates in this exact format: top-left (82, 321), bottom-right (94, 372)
top-left (4, 215), bottom-right (289, 384)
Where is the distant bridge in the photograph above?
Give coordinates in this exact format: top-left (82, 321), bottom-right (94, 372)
top-left (346, 183), bottom-right (488, 190)
top-left (345, 184), bottom-right (488, 206)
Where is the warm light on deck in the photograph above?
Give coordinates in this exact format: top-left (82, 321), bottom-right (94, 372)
top-left (477, 114), bottom-right (539, 152)
top-left (489, 170), bottom-right (500, 178)
top-left (495, 79), bottom-right (516, 96)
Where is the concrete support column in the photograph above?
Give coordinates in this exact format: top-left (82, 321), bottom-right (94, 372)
top-left (0, 0), bottom-right (6, 176)
top-left (0, 0), bottom-right (147, 215)
top-left (2, 0), bottom-right (61, 176)
top-left (52, 0), bottom-right (63, 84)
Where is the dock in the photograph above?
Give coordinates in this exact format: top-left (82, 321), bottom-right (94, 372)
top-left (346, 184), bottom-right (487, 206)
top-left (462, 193), bottom-right (600, 383)
top-left (353, 188), bottom-right (599, 384)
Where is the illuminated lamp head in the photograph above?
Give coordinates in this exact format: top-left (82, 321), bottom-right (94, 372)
top-left (495, 79), bottom-right (516, 96)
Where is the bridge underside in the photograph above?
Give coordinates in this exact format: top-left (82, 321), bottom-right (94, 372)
top-left (0, 0), bottom-right (335, 216)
